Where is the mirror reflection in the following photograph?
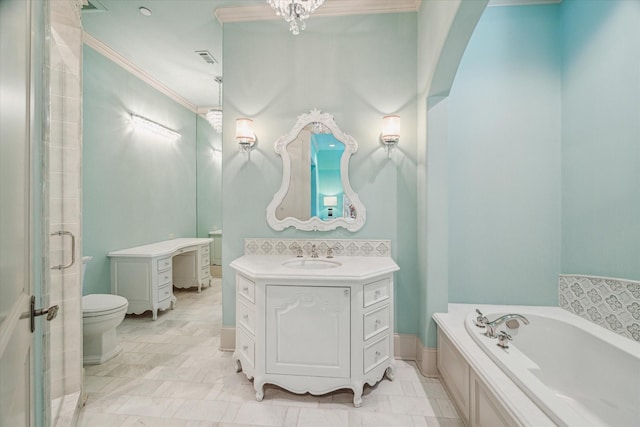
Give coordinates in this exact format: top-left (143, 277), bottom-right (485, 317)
top-left (276, 123), bottom-right (357, 222)
top-left (266, 109), bottom-right (366, 232)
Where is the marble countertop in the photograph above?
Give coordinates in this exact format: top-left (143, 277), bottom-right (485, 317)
top-left (108, 237), bottom-right (213, 258)
top-left (230, 254), bottom-right (399, 282)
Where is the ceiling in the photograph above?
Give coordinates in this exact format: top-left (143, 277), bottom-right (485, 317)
top-left (80, 0), bottom-right (422, 112)
top-left (81, 0), bottom-right (257, 110)
top-left (81, 0), bottom-right (554, 111)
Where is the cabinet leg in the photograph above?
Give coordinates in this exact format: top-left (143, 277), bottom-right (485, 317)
top-left (152, 309), bottom-right (157, 321)
top-left (385, 364), bottom-right (396, 381)
top-left (352, 387), bottom-right (363, 408)
top-left (233, 356), bottom-right (242, 373)
top-left (255, 381), bottom-right (265, 402)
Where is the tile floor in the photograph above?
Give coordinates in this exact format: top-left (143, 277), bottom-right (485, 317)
top-left (77, 278), bottom-right (464, 427)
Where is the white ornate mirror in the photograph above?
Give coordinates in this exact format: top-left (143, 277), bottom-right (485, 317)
top-left (266, 109), bottom-right (366, 231)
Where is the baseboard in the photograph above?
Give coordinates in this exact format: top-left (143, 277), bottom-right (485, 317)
top-left (416, 343), bottom-right (439, 377)
top-left (219, 326), bottom-right (236, 352)
top-left (220, 326), bottom-right (438, 377)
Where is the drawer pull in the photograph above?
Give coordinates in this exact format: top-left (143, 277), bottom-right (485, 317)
top-left (243, 345), bottom-right (248, 351)
top-left (375, 319), bottom-right (381, 328)
top-left (374, 290), bottom-right (381, 297)
top-left (242, 286), bottom-right (248, 292)
top-left (243, 314), bottom-right (249, 320)
top-left (375, 350), bottom-right (381, 359)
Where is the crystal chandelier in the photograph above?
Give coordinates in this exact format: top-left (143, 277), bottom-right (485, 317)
top-left (207, 76), bottom-right (223, 133)
top-left (267, 0), bottom-right (325, 35)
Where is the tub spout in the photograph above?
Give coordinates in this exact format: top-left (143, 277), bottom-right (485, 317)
top-left (485, 314), bottom-right (529, 338)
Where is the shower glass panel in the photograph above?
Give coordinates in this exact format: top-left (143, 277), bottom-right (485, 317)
top-left (45, 0), bottom-right (84, 425)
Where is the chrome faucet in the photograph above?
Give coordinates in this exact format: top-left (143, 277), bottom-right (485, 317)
top-left (484, 314), bottom-right (529, 338)
top-left (475, 309), bottom-right (489, 328)
top-left (290, 243), bottom-right (303, 258)
top-left (326, 245), bottom-right (339, 259)
top-left (310, 244), bottom-right (319, 258)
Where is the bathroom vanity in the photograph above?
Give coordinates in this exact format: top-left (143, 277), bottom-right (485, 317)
top-left (108, 237), bottom-right (212, 320)
top-left (230, 253), bottom-right (399, 407)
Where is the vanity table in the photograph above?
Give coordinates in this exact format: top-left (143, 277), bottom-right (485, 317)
top-left (230, 253), bottom-right (399, 407)
top-left (108, 237), bottom-right (212, 320)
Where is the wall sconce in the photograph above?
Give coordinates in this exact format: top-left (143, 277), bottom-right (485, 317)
top-left (236, 118), bottom-right (256, 158)
top-left (323, 195), bottom-right (338, 217)
top-left (131, 114), bottom-right (180, 140)
top-left (380, 115), bottom-right (400, 158)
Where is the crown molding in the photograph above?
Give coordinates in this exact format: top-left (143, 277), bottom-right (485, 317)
top-left (215, 0), bottom-right (422, 24)
top-left (488, 0), bottom-right (561, 6)
top-left (83, 31), bottom-right (197, 113)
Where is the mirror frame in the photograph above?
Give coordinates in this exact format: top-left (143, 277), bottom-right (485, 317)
top-left (266, 109), bottom-right (366, 232)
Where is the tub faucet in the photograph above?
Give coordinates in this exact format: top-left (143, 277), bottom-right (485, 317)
top-left (485, 314), bottom-right (529, 338)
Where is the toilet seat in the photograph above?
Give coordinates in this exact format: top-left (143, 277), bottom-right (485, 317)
top-left (82, 294), bottom-right (128, 317)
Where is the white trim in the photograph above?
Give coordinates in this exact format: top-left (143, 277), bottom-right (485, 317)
top-left (488, 0), bottom-right (561, 7)
top-left (215, 0), bottom-right (422, 24)
top-left (82, 31), bottom-right (197, 113)
top-left (416, 344), bottom-right (439, 378)
top-left (219, 326), bottom-right (236, 352)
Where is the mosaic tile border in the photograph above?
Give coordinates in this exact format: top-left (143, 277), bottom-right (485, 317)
top-left (244, 238), bottom-right (391, 258)
top-left (559, 274), bottom-right (640, 342)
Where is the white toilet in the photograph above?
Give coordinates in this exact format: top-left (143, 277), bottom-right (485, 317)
top-left (81, 256), bottom-right (128, 365)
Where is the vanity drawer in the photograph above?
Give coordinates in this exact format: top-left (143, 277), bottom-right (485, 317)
top-left (237, 275), bottom-right (255, 303)
top-left (363, 279), bottom-right (390, 308)
top-left (236, 327), bottom-right (255, 367)
top-left (363, 334), bottom-right (390, 374)
top-left (363, 304), bottom-right (390, 341)
top-left (237, 299), bottom-right (255, 335)
top-left (158, 282), bottom-right (173, 302)
top-left (157, 257), bottom-right (172, 273)
top-left (158, 270), bottom-right (172, 287)
top-left (200, 265), bottom-right (210, 279)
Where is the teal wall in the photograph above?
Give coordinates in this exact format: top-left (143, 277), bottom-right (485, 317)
top-left (222, 13), bottom-right (418, 333)
top-left (447, 5), bottom-right (562, 305)
top-left (196, 114), bottom-right (222, 238)
top-left (561, 0), bottom-right (640, 280)
top-left (82, 45), bottom-right (198, 295)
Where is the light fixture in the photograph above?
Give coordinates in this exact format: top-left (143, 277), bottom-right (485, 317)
top-left (131, 114), bottom-right (180, 140)
top-left (380, 115), bottom-right (400, 158)
top-left (267, 0), bottom-right (325, 35)
top-left (207, 76), bottom-right (223, 133)
top-left (236, 118), bottom-right (256, 158)
top-left (323, 195), bottom-right (338, 217)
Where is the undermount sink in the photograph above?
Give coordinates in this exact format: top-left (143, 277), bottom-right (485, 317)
top-left (282, 258), bottom-right (342, 270)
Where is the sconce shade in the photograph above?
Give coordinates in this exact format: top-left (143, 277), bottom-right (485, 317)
top-left (381, 115), bottom-right (401, 142)
top-left (323, 196), bottom-right (338, 207)
top-left (236, 118), bottom-right (255, 143)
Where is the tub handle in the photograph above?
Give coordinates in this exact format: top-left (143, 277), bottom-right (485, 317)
top-left (497, 331), bottom-right (512, 348)
top-left (475, 309), bottom-right (488, 328)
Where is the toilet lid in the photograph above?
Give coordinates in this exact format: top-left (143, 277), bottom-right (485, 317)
top-left (82, 294), bottom-right (128, 314)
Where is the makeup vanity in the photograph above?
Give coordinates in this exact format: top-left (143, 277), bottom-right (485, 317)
top-left (108, 237), bottom-right (212, 320)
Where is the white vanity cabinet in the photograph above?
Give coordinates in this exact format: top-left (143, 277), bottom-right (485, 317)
top-left (230, 254), bottom-right (399, 407)
top-left (108, 238), bottom-right (212, 320)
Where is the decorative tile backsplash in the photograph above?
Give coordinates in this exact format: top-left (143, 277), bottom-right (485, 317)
top-left (559, 274), bottom-right (640, 342)
top-left (244, 238), bottom-right (391, 257)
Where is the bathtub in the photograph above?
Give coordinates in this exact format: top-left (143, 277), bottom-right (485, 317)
top-left (434, 304), bottom-right (640, 427)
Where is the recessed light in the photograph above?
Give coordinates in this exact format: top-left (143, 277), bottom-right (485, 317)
top-left (139, 6), bottom-right (152, 17)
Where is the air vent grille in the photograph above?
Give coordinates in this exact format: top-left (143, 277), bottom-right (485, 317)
top-left (195, 50), bottom-right (218, 65)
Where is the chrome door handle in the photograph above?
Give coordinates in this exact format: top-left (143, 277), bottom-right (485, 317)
top-left (21, 295), bottom-right (59, 332)
top-left (50, 230), bottom-right (75, 270)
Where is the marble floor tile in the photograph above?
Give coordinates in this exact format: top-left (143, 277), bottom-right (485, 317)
top-left (77, 283), bottom-right (462, 427)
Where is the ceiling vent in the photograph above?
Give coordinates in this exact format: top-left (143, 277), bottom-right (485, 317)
top-left (195, 50), bottom-right (218, 65)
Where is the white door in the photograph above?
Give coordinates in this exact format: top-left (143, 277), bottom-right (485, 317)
top-left (1, 0), bottom-right (36, 425)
